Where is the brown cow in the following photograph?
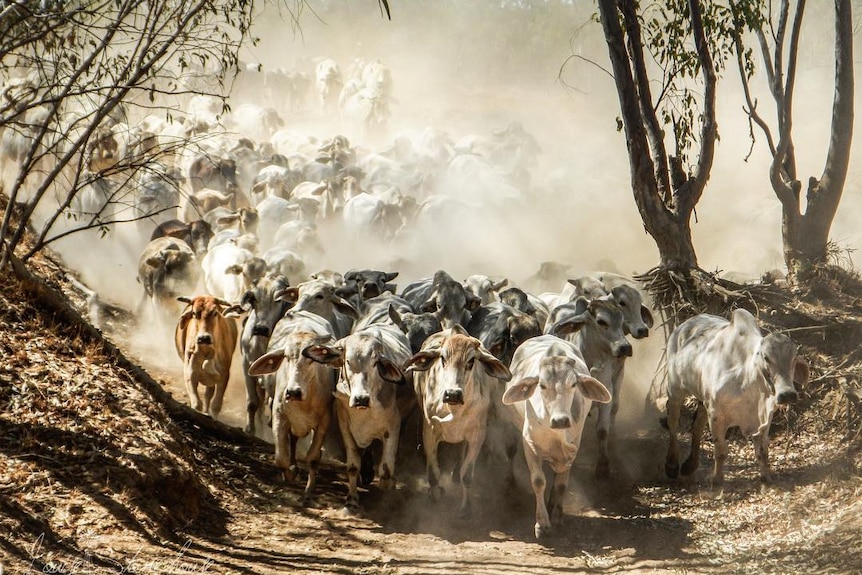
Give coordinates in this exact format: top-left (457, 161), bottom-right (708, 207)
top-left (175, 295), bottom-right (241, 420)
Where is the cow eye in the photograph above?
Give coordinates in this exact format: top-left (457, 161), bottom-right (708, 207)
top-left (466, 358), bottom-right (475, 370)
top-left (619, 300), bottom-right (627, 307)
top-left (440, 356), bottom-right (447, 368)
top-left (597, 319), bottom-right (608, 328)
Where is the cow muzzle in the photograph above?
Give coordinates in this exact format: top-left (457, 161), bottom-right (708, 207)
top-left (633, 327), bottom-right (649, 339)
top-left (614, 341), bottom-right (633, 358)
top-left (550, 415), bottom-right (572, 429)
top-left (442, 389), bottom-right (464, 405)
top-left (777, 389), bottom-right (799, 405)
top-left (284, 388), bottom-right (303, 401)
top-left (197, 333), bottom-right (213, 346)
top-left (251, 324), bottom-right (271, 337)
top-left (350, 394), bottom-right (371, 409)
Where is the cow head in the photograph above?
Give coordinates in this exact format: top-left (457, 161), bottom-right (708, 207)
top-left (502, 356), bottom-right (610, 429)
top-left (241, 274), bottom-right (291, 339)
top-left (388, 304), bottom-right (442, 354)
top-left (757, 332), bottom-right (808, 405)
top-left (304, 331), bottom-right (405, 409)
top-left (421, 273), bottom-right (481, 330)
top-left (403, 326), bottom-right (511, 408)
top-left (175, 295), bottom-right (242, 362)
top-left (547, 297), bottom-right (632, 358)
top-left (344, 269), bottom-right (399, 302)
top-left (608, 284), bottom-right (654, 339)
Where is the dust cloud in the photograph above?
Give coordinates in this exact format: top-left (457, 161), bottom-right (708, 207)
top-left (28, 1), bottom-right (862, 519)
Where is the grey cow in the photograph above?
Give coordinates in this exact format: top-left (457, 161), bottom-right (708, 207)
top-left (665, 309), bottom-right (809, 485)
top-left (305, 323), bottom-right (412, 509)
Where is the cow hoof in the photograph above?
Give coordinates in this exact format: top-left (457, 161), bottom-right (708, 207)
top-left (284, 466), bottom-right (299, 483)
top-left (379, 477), bottom-right (395, 491)
top-left (344, 497), bottom-right (361, 512)
top-left (300, 493), bottom-right (315, 507)
top-left (665, 460), bottom-right (679, 479)
top-left (681, 457), bottom-right (699, 476)
top-left (429, 485), bottom-right (444, 501)
top-left (535, 523), bottom-right (551, 539)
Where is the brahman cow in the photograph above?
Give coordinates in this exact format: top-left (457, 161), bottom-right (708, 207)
top-left (136, 236), bottom-right (200, 326)
top-left (305, 323), bottom-right (412, 509)
top-left (174, 295), bottom-right (241, 420)
top-left (201, 242), bottom-right (263, 304)
top-left (239, 274), bottom-right (292, 436)
top-left (314, 58), bottom-right (343, 115)
top-left (501, 335), bottom-right (611, 538)
top-left (352, 292), bottom-right (442, 354)
top-left (403, 325), bottom-right (512, 518)
top-left (248, 310), bottom-right (338, 503)
top-left (150, 218), bottom-right (214, 257)
top-left (278, 278), bottom-right (359, 339)
top-left (546, 297), bottom-right (631, 478)
top-left (401, 270), bottom-right (481, 330)
top-left (664, 309), bottom-right (809, 485)
top-left (463, 275), bottom-right (508, 306)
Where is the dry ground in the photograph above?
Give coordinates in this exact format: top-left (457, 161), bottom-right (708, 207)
top-left (2, 241), bottom-right (862, 574)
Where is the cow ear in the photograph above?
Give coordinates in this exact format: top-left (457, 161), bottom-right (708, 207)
top-left (177, 296), bottom-right (194, 305)
top-left (225, 264), bottom-right (243, 276)
top-left (275, 286), bottom-right (299, 304)
top-left (501, 377), bottom-right (539, 405)
top-left (302, 344), bottom-right (343, 367)
top-left (576, 374), bottom-right (611, 404)
top-left (492, 278), bottom-right (509, 291)
top-left (466, 292), bottom-right (482, 312)
top-left (488, 337), bottom-right (507, 361)
top-left (420, 299), bottom-right (437, 313)
top-left (249, 350), bottom-right (285, 375)
top-left (478, 349), bottom-right (512, 381)
top-left (383, 271), bottom-right (399, 282)
top-left (240, 290), bottom-right (255, 311)
top-left (223, 304), bottom-right (244, 318)
top-left (178, 309), bottom-right (194, 331)
top-left (403, 351), bottom-right (439, 374)
top-left (334, 297), bottom-right (359, 319)
top-left (793, 357), bottom-right (810, 387)
top-left (641, 305), bottom-right (655, 329)
top-left (388, 305), bottom-right (406, 331)
top-left (548, 316), bottom-right (585, 338)
top-left (376, 357), bottom-right (406, 385)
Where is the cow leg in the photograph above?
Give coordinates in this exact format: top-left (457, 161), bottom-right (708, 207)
top-left (547, 467), bottom-right (571, 529)
top-left (664, 393), bottom-right (683, 478)
top-left (185, 369), bottom-right (203, 412)
top-left (523, 438), bottom-right (550, 539)
top-left (244, 374), bottom-right (261, 435)
top-left (287, 433), bottom-right (300, 482)
top-left (595, 401), bottom-right (612, 479)
top-left (753, 430), bottom-right (771, 483)
top-left (457, 436), bottom-right (484, 520)
top-left (422, 425), bottom-right (443, 501)
top-left (272, 407), bottom-right (294, 481)
top-left (203, 384), bottom-right (215, 416)
top-left (682, 401), bottom-right (707, 476)
top-left (336, 406), bottom-right (362, 509)
top-left (378, 420), bottom-right (400, 491)
top-left (209, 379), bottom-right (227, 421)
top-left (303, 410), bottom-right (331, 504)
top-left (710, 413), bottom-right (729, 487)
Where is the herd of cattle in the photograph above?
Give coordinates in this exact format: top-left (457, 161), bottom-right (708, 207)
top-left (1, 55), bottom-right (809, 539)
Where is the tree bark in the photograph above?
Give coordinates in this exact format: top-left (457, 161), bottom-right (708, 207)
top-left (781, 0), bottom-right (853, 279)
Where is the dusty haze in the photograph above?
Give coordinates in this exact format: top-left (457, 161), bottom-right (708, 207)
top-left (37, 1), bottom-right (862, 476)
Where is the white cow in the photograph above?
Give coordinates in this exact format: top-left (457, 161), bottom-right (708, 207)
top-left (545, 297), bottom-right (632, 478)
top-left (305, 323), bottom-right (412, 509)
top-left (201, 242), bottom-right (262, 303)
top-left (665, 309), bottom-right (809, 485)
top-left (502, 335), bottom-right (610, 539)
top-left (403, 325), bottom-right (512, 518)
top-left (314, 58), bottom-right (343, 115)
top-left (248, 310), bottom-right (337, 503)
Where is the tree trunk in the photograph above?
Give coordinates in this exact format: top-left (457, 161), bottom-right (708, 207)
top-left (781, 0), bottom-right (853, 281)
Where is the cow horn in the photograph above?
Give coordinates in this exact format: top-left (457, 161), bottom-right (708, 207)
top-left (177, 296), bottom-right (193, 304)
top-left (215, 298), bottom-right (233, 307)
